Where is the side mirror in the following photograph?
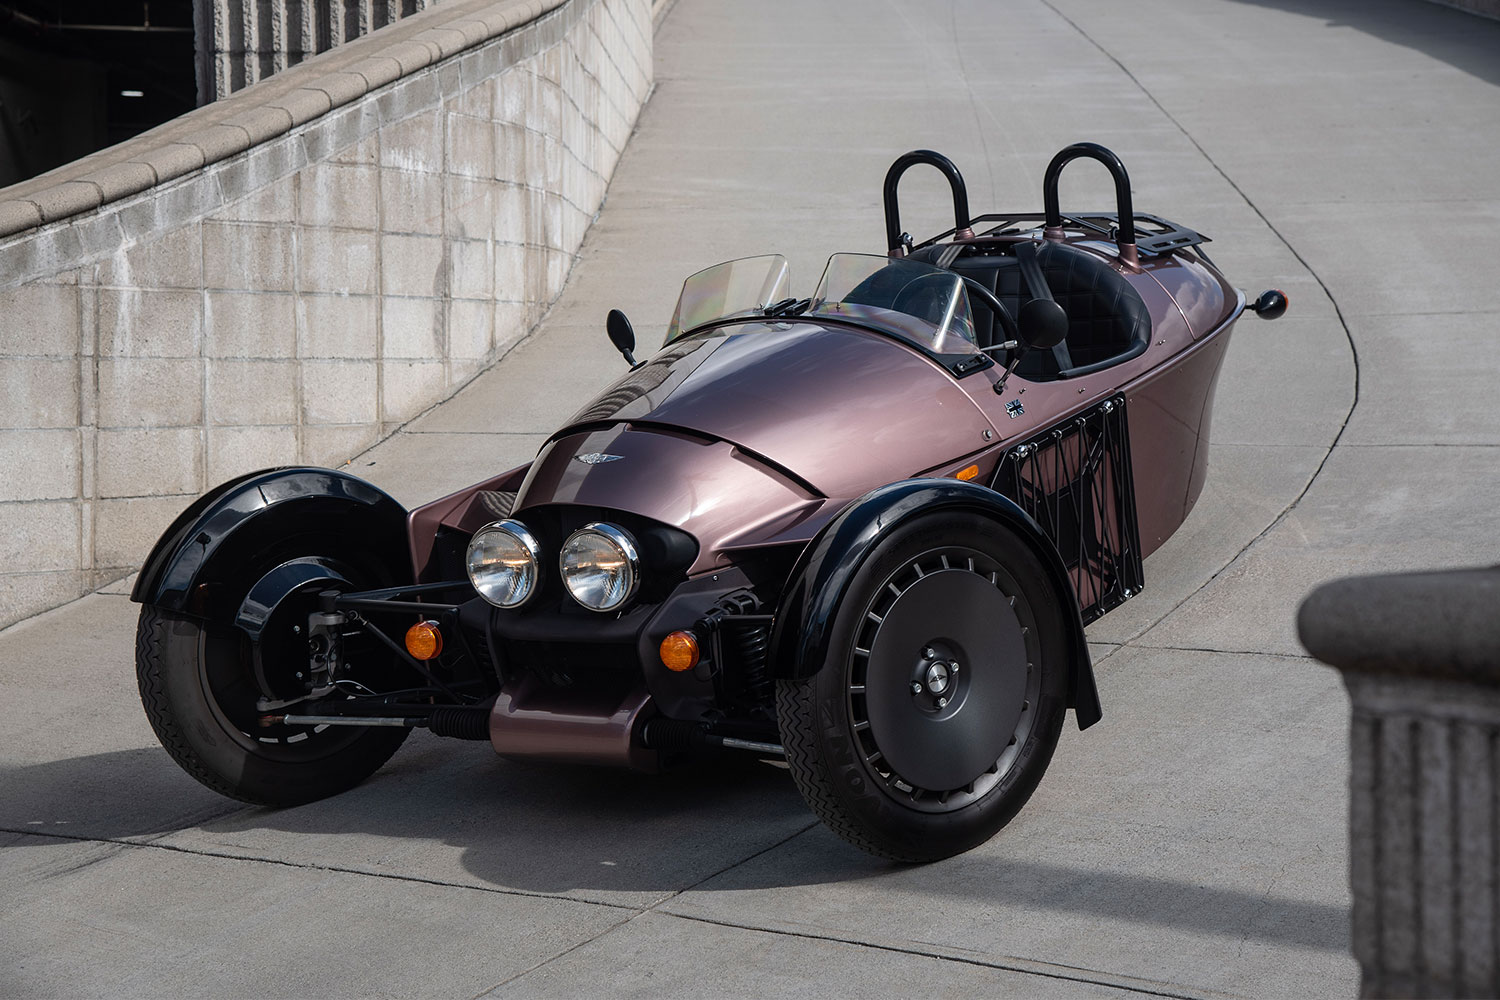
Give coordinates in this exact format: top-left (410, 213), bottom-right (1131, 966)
top-left (1017, 298), bottom-right (1068, 350)
top-left (606, 309), bottom-right (637, 366)
top-left (1249, 289), bottom-right (1288, 320)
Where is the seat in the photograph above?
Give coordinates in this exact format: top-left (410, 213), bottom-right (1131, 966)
top-left (910, 241), bottom-right (1151, 378)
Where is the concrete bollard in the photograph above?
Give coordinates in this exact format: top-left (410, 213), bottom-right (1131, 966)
top-left (1298, 566), bottom-right (1500, 999)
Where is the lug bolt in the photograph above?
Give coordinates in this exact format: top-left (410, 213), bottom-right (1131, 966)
top-left (949, 662), bottom-right (960, 674)
top-left (923, 647), bottom-right (936, 659)
top-left (910, 681), bottom-right (923, 695)
top-left (937, 697), bottom-right (948, 709)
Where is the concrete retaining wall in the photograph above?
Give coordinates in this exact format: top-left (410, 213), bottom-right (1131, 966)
top-left (0, 0), bottom-right (652, 631)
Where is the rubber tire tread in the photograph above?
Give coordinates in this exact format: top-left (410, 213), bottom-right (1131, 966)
top-left (776, 676), bottom-right (895, 858)
top-left (137, 604), bottom-right (247, 802)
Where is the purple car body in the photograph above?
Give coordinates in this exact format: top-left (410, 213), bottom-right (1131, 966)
top-left (131, 143), bottom-right (1284, 860)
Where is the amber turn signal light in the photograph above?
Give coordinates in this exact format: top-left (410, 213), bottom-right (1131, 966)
top-left (956, 464), bottom-right (980, 481)
top-left (660, 630), bottom-right (700, 672)
top-left (405, 620), bottom-right (444, 661)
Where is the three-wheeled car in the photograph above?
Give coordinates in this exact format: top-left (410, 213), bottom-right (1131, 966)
top-left (132, 143), bottom-right (1285, 861)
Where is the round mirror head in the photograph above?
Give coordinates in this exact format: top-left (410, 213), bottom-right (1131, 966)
top-left (606, 309), bottom-right (636, 353)
top-left (1018, 298), bottom-right (1068, 350)
top-left (1252, 289), bottom-right (1288, 320)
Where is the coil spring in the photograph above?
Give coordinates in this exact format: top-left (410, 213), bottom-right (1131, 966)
top-left (732, 622), bottom-right (772, 705)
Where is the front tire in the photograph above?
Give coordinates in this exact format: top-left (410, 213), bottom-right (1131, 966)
top-left (136, 599), bottom-right (409, 807)
top-left (777, 511), bottom-right (1068, 861)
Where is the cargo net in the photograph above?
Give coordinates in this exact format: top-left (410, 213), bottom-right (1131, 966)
top-left (991, 395), bottom-right (1144, 624)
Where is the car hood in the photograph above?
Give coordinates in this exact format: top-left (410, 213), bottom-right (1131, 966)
top-left (556, 322), bottom-right (994, 498)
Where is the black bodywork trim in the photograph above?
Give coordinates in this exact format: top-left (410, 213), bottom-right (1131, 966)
top-left (131, 467), bottom-right (410, 616)
top-left (1054, 337), bottom-right (1149, 379)
top-left (767, 479), bottom-right (1102, 730)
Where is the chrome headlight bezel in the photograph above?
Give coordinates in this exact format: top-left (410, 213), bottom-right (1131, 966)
top-left (465, 519), bottom-right (542, 609)
top-left (559, 522), bottom-right (640, 612)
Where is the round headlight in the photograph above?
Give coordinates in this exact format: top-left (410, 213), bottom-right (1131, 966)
top-left (466, 519), bottom-right (541, 608)
top-left (560, 523), bottom-right (639, 612)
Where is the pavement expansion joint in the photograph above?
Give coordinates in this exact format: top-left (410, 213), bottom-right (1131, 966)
top-left (1344, 442), bottom-right (1500, 448)
top-left (648, 911), bottom-right (1233, 1000)
top-left (459, 818), bottom-right (824, 996)
top-left (1038, 0), bottom-right (1364, 657)
top-left (468, 910), bottom-right (640, 999)
top-left (1124, 643), bottom-right (1316, 661)
top-left (0, 824), bottom-right (640, 913)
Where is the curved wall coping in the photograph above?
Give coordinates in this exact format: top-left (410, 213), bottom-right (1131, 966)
top-left (0, 0), bottom-right (568, 240)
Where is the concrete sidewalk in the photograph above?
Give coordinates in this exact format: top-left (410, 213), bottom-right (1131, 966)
top-left (4, 0), bottom-right (1498, 995)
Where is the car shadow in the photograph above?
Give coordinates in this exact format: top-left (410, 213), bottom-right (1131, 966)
top-left (0, 746), bottom-right (247, 841)
top-left (0, 737), bottom-right (840, 891)
top-left (1227, 0), bottom-right (1500, 87)
top-left (699, 841), bottom-right (1351, 953)
top-left (1, 738), bottom-right (1348, 953)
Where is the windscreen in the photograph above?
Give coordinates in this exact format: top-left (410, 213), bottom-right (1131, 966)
top-left (809, 254), bottom-right (978, 352)
top-left (665, 255), bottom-right (791, 343)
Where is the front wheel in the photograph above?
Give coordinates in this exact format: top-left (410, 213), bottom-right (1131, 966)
top-left (136, 597), bottom-right (409, 807)
top-left (777, 511), bottom-right (1069, 861)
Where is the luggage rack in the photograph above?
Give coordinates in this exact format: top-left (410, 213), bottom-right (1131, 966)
top-left (991, 395), bottom-right (1144, 625)
top-left (884, 144), bottom-right (1213, 262)
top-left (966, 212), bottom-right (1210, 258)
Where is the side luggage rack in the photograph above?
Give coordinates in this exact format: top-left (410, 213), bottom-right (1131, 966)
top-left (991, 395), bottom-right (1144, 624)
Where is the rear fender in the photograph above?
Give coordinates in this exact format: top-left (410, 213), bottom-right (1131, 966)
top-left (768, 479), bottom-right (1101, 730)
top-left (131, 467), bottom-right (409, 621)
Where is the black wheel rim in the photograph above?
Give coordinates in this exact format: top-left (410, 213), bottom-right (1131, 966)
top-left (197, 575), bottom-right (386, 761)
top-left (847, 545), bottom-right (1041, 814)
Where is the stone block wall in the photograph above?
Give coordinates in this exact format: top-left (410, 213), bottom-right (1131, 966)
top-left (0, 0), bottom-right (652, 630)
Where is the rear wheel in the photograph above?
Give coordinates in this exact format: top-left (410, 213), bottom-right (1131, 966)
top-left (135, 547), bottom-right (412, 806)
top-left (777, 511), bottom-right (1068, 861)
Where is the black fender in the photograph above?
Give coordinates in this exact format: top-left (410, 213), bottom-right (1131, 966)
top-left (768, 479), bottom-right (1102, 730)
top-left (131, 467), bottom-right (410, 623)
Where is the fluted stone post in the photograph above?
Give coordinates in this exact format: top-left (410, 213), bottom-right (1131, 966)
top-left (1299, 566), bottom-right (1500, 998)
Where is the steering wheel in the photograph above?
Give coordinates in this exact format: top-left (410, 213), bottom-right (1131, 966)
top-left (889, 273), bottom-right (956, 325)
top-left (957, 275), bottom-right (1019, 346)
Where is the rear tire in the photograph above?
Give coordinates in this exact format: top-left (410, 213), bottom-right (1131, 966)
top-left (136, 602), bottom-right (408, 807)
top-left (777, 511), bottom-right (1068, 861)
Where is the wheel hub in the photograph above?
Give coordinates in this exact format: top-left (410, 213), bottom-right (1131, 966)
top-left (923, 660), bottom-right (952, 694)
top-left (861, 567), bottom-right (1029, 792)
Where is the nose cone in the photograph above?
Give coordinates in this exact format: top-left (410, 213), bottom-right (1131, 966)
top-left (562, 322), bottom-right (993, 498)
top-left (513, 423), bottom-right (821, 573)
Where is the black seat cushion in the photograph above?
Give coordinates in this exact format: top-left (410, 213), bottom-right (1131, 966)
top-left (910, 241), bottom-right (1151, 378)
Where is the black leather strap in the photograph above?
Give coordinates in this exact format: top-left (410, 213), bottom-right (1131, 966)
top-left (933, 242), bottom-right (965, 269)
top-left (1015, 241), bottom-right (1073, 371)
